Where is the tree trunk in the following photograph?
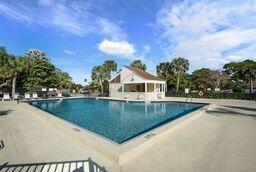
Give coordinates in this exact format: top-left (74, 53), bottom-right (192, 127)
top-left (12, 73), bottom-right (17, 99)
top-left (100, 84), bottom-right (104, 96)
top-left (176, 74), bottom-right (180, 92)
top-left (250, 77), bottom-right (253, 93)
top-left (99, 79), bottom-right (104, 96)
top-left (215, 81), bottom-right (220, 90)
top-left (99, 79), bottom-right (103, 96)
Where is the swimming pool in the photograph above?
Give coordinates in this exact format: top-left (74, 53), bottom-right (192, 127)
top-left (30, 98), bottom-right (205, 144)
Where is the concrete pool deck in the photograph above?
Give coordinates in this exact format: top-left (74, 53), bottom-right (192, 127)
top-left (1, 97), bottom-right (256, 172)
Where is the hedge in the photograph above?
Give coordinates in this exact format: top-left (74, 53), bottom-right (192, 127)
top-left (166, 92), bottom-right (256, 100)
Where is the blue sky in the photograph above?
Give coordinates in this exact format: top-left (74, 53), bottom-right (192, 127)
top-left (0, 0), bottom-right (256, 84)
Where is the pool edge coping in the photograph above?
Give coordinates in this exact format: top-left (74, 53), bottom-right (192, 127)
top-left (27, 98), bottom-right (208, 145)
top-left (21, 99), bottom-right (214, 165)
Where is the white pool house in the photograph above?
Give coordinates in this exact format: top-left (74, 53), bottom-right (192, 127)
top-left (109, 66), bottom-right (166, 100)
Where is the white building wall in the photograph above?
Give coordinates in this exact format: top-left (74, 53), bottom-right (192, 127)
top-left (109, 92), bottom-right (165, 100)
top-left (109, 66), bottom-right (145, 93)
top-left (121, 67), bottom-right (145, 83)
top-left (109, 83), bottom-right (121, 91)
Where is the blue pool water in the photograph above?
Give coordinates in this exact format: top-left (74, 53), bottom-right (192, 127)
top-left (30, 98), bottom-right (205, 144)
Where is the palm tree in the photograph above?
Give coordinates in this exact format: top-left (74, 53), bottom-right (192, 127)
top-left (170, 57), bottom-right (189, 92)
top-left (130, 60), bottom-right (147, 71)
top-left (240, 60), bottom-right (256, 93)
top-left (0, 55), bottom-right (25, 98)
top-left (91, 60), bottom-right (117, 95)
top-left (224, 60), bottom-right (256, 93)
top-left (156, 62), bottom-right (172, 80)
top-left (55, 70), bottom-right (72, 90)
top-left (25, 49), bottom-right (45, 75)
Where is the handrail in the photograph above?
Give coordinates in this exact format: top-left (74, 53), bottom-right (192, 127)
top-left (0, 158), bottom-right (107, 172)
top-left (185, 95), bottom-right (193, 102)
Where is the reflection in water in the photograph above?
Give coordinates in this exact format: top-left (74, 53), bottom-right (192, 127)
top-left (54, 99), bottom-right (62, 107)
top-left (110, 101), bottom-right (181, 122)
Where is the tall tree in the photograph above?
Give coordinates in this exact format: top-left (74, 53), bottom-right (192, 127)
top-left (208, 70), bottom-right (228, 90)
top-left (156, 62), bottom-right (172, 80)
top-left (25, 49), bottom-right (46, 75)
top-left (224, 60), bottom-right (256, 93)
top-left (22, 50), bottom-right (56, 91)
top-left (0, 47), bottom-right (9, 87)
top-left (0, 54), bottom-right (25, 97)
top-left (91, 60), bottom-right (117, 94)
top-left (223, 62), bottom-right (245, 92)
top-left (191, 68), bottom-right (211, 91)
top-left (170, 57), bottom-right (189, 92)
top-left (54, 69), bottom-right (72, 90)
top-left (130, 60), bottom-right (147, 71)
top-left (191, 68), bottom-right (228, 91)
top-left (240, 60), bottom-right (256, 93)
top-left (1, 46), bottom-right (75, 95)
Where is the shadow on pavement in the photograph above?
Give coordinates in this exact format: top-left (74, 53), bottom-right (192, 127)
top-left (206, 107), bottom-right (256, 119)
top-left (224, 106), bottom-right (256, 112)
top-left (0, 110), bottom-right (13, 116)
top-left (0, 158), bottom-right (107, 172)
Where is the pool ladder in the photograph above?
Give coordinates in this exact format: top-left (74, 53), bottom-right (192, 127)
top-left (185, 95), bottom-right (193, 102)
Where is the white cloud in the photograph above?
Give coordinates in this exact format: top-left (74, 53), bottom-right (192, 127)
top-left (98, 39), bottom-right (135, 57)
top-left (64, 50), bottom-right (75, 55)
top-left (97, 18), bottom-right (127, 40)
top-left (0, 2), bottom-right (33, 24)
top-left (156, 0), bottom-right (256, 70)
top-left (131, 44), bottom-right (151, 62)
top-left (38, 0), bottom-right (56, 7)
top-left (49, 3), bottom-right (91, 36)
top-left (0, 0), bottom-right (127, 38)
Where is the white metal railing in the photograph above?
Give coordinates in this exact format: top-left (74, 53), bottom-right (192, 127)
top-left (0, 158), bottom-right (106, 172)
top-left (185, 95), bottom-right (193, 102)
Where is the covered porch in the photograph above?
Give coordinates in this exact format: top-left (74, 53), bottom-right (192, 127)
top-left (121, 81), bottom-right (166, 100)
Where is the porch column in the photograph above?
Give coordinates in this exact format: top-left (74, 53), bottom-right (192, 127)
top-left (154, 83), bottom-right (156, 92)
top-left (145, 82), bottom-right (147, 100)
top-left (122, 83), bottom-right (124, 92)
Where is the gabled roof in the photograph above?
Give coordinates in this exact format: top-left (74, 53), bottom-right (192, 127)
top-left (109, 74), bottom-right (121, 83)
top-left (124, 66), bottom-right (164, 81)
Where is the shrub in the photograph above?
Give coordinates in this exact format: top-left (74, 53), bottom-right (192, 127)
top-left (62, 92), bottom-right (70, 97)
top-left (166, 92), bottom-right (256, 100)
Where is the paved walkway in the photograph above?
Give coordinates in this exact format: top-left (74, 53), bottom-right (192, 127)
top-left (0, 98), bottom-right (256, 172)
top-left (0, 101), bottom-right (119, 172)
